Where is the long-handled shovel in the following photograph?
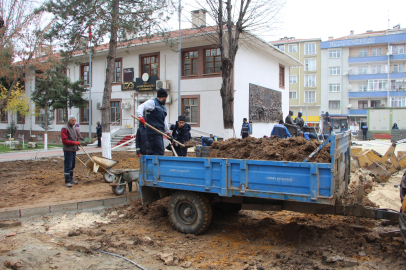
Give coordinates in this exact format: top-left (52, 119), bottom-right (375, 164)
top-left (131, 115), bottom-right (185, 157)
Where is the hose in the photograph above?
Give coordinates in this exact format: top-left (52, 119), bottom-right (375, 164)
top-left (95, 250), bottom-right (147, 270)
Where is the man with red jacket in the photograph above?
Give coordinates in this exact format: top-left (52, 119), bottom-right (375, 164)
top-left (61, 115), bottom-right (81, 187)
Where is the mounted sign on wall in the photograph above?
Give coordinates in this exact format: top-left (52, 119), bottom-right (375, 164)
top-left (122, 72), bottom-right (158, 92)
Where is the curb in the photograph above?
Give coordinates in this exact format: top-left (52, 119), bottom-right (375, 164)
top-left (0, 193), bottom-right (140, 220)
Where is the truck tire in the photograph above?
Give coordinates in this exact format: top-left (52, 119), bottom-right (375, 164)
top-left (168, 191), bottom-right (212, 235)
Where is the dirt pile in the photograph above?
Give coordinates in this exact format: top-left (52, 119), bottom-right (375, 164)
top-left (209, 137), bottom-right (331, 163)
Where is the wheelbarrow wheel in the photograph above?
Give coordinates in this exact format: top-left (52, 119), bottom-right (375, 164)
top-left (112, 180), bottom-right (126, 196)
top-left (168, 191), bottom-right (212, 235)
top-left (104, 170), bottom-right (115, 183)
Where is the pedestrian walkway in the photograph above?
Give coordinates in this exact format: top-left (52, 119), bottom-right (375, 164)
top-left (0, 146), bottom-right (130, 162)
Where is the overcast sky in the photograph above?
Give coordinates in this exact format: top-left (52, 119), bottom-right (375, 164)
top-left (171, 0), bottom-right (406, 42)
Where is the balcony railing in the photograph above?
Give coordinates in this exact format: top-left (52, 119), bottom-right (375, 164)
top-left (350, 70), bottom-right (404, 75)
top-left (354, 87), bottom-right (406, 92)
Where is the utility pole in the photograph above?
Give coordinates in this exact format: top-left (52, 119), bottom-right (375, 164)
top-left (177, 0), bottom-right (182, 115)
top-left (387, 43), bottom-right (391, 107)
top-left (88, 26), bottom-right (92, 138)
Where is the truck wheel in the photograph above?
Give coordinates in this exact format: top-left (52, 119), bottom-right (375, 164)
top-left (168, 191), bottom-right (212, 235)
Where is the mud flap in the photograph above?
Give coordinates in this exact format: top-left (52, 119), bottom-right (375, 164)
top-left (140, 186), bottom-right (161, 206)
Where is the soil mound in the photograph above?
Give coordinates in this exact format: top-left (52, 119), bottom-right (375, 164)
top-left (209, 137), bottom-right (331, 163)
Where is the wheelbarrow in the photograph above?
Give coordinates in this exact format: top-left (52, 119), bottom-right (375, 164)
top-left (76, 146), bottom-right (119, 183)
top-left (109, 169), bottom-right (140, 195)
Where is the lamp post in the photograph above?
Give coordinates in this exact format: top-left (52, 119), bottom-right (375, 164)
top-left (177, 0), bottom-right (181, 115)
top-left (387, 43), bottom-right (391, 107)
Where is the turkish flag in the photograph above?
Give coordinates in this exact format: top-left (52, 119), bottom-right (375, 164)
top-left (88, 25), bottom-right (92, 41)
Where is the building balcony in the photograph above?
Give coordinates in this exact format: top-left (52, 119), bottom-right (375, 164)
top-left (348, 109), bottom-right (367, 115)
top-left (349, 72), bottom-right (406, 81)
top-left (348, 53), bottom-right (406, 63)
top-left (348, 90), bottom-right (406, 98)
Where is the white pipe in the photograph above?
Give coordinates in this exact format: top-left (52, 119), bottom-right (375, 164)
top-left (111, 136), bottom-right (136, 150)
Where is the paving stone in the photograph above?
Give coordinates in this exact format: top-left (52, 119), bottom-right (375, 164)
top-left (50, 203), bottom-right (78, 213)
top-left (20, 206), bottom-right (50, 217)
top-left (77, 200), bottom-right (103, 210)
top-left (127, 193), bottom-right (141, 202)
top-left (103, 197), bottom-right (127, 207)
top-left (0, 210), bottom-right (21, 220)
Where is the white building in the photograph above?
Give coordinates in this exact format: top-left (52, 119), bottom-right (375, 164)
top-left (1, 12), bottom-right (301, 142)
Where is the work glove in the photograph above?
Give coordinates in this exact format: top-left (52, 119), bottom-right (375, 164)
top-left (137, 153), bottom-right (142, 158)
top-left (74, 141), bottom-right (80, 145)
top-left (138, 117), bottom-right (146, 124)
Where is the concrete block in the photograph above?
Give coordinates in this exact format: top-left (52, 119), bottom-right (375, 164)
top-left (20, 206), bottom-right (50, 217)
top-left (103, 197), bottom-right (128, 207)
top-left (127, 193), bottom-right (141, 202)
top-left (0, 210), bottom-right (21, 220)
top-left (50, 203), bottom-right (78, 213)
top-left (77, 200), bottom-right (103, 210)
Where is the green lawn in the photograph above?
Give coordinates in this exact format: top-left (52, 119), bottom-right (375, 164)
top-left (0, 142), bottom-right (62, 153)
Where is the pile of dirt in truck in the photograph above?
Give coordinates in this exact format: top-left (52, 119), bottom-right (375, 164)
top-left (209, 137), bottom-right (331, 163)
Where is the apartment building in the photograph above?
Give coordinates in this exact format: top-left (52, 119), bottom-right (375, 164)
top-left (270, 37), bottom-right (321, 127)
top-left (320, 29), bottom-right (406, 132)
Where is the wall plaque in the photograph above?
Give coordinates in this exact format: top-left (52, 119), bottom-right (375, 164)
top-left (249, 83), bottom-right (282, 123)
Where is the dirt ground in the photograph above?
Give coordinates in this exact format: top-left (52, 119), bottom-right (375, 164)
top-left (0, 151), bottom-right (141, 210)
top-left (210, 137), bottom-right (331, 163)
top-left (1, 200), bottom-right (405, 270)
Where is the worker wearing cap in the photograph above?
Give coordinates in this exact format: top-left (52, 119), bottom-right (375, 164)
top-left (61, 115), bottom-right (80, 187)
top-left (240, 118), bottom-right (251, 139)
top-left (137, 88), bottom-right (170, 155)
top-left (361, 122), bottom-right (368, 140)
top-left (168, 115), bottom-right (191, 157)
top-left (271, 120), bottom-right (291, 139)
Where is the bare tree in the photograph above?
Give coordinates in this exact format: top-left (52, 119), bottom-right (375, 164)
top-left (195, 0), bottom-right (284, 138)
top-left (0, 0), bottom-right (51, 114)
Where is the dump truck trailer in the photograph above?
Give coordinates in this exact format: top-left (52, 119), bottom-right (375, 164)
top-left (133, 131), bottom-right (399, 234)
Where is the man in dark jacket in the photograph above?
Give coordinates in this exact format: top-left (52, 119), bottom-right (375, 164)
top-left (240, 118), bottom-right (251, 139)
top-left (96, 121), bottom-right (102, 147)
top-left (361, 122), bottom-right (368, 140)
top-left (169, 115), bottom-right (191, 157)
top-left (271, 120), bottom-right (291, 139)
top-left (61, 115), bottom-right (80, 187)
top-left (136, 123), bottom-right (150, 157)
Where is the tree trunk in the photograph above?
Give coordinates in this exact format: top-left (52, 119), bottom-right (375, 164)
top-left (220, 60), bottom-right (234, 131)
top-left (44, 102), bottom-right (48, 150)
top-left (101, 0), bottom-right (119, 159)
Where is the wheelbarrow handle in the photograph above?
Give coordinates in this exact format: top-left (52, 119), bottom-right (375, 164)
top-left (131, 115), bottom-right (186, 148)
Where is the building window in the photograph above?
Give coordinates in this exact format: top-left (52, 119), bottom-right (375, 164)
top-left (329, 100), bottom-right (340, 109)
top-left (114, 59), bottom-right (122, 83)
top-left (141, 55), bottom-right (159, 77)
top-left (305, 59), bottom-right (316, 71)
top-left (17, 111), bottom-right (25, 124)
top-left (304, 43), bottom-right (316, 55)
top-left (329, 49), bottom-right (341, 58)
top-left (182, 97), bottom-right (199, 124)
top-left (274, 44), bottom-right (285, 52)
top-left (368, 79), bottom-right (387, 91)
top-left (371, 100), bottom-right (381, 107)
top-left (358, 100), bottom-right (368, 109)
top-left (305, 90), bottom-right (316, 103)
top-left (393, 45), bottom-right (404, 54)
top-left (289, 91), bottom-right (297, 99)
top-left (391, 97), bottom-right (406, 107)
top-left (80, 63), bottom-right (90, 85)
top-left (288, 44), bottom-right (297, 53)
top-left (80, 102), bottom-right (89, 123)
top-left (289, 75), bottom-right (297, 84)
top-left (183, 51), bottom-right (198, 76)
top-left (329, 84), bottom-right (341, 92)
top-left (358, 49), bottom-right (368, 57)
top-left (358, 66), bottom-right (368, 74)
top-left (329, 66), bottom-right (341, 75)
top-left (56, 108), bottom-right (67, 123)
top-left (371, 65), bottom-right (382, 74)
top-left (111, 101), bottom-right (121, 123)
top-left (204, 48), bottom-right (221, 74)
top-left (358, 83), bottom-right (367, 91)
top-left (371, 48), bottom-right (381, 56)
top-left (304, 74), bottom-right (316, 87)
top-left (279, 64), bottom-right (285, 88)
top-left (37, 134), bottom-right (43, 140)
top-left (1, 111), bottom-right (7, 123)
top-left (393, 64), bottom-right (404, 73)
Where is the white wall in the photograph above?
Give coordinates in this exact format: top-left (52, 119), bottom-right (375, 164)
top-left (234, 46), bottom-right (290, 138)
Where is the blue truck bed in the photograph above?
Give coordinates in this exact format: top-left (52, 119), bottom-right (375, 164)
top-left (139, 132), bottom-right (351, 206)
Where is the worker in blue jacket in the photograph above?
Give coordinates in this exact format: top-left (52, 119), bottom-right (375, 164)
top-left (135, 123), bottom-right (150, 157)
top-left (271, 120), bottom-right (291, 139)
top-left (167, 115), bottom-right (191, 157)
top-left (240, 118), bottom-right (251, 139)
top-left (361, 123), bottom-right (368, 140)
